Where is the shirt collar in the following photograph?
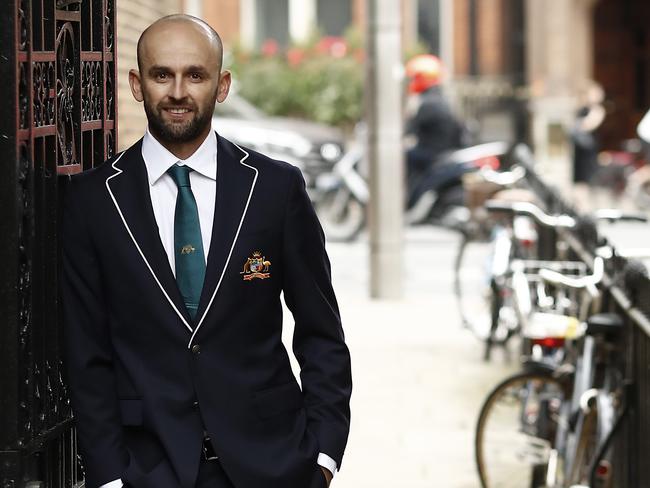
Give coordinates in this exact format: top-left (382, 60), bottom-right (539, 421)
top-left (142, 127), bottom-right (218, 185)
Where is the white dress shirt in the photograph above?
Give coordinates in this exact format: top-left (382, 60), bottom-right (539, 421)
top-left (143, 127), bottom-right (217, 272)
top-left (98, 129), bottom-right (336, 487)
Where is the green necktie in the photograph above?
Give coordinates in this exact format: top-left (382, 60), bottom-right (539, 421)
top-left (167, 164), bottom-right (206, 321)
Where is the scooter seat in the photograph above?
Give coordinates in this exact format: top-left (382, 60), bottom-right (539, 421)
top-left (585, 313), bottom-right (624, 337)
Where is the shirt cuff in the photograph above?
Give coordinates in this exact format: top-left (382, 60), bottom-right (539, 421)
top-left (317, 452), bottom-right (338, 478)
top-left (98, 479), bottom-right (123, 488)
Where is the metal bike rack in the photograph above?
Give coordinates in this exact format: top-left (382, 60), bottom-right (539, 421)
top-left (514, 145), bottom-right (650, 488)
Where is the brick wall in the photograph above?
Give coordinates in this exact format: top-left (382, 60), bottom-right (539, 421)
top-left (453, 0), bottom-right (470, 75)
top-left (453, 0), bottom-right (510, 77)
top-left (116, 0), bottom-right (183, 150)
top-left (203, 0), bottom-right (240, 47)
top-left (477, 0), bottom-right (505, 76)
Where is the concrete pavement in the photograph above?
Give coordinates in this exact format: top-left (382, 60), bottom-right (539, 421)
top-left (282, 226), bottom-right (517, 487)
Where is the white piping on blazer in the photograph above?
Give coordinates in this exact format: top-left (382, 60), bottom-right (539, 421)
top-left (104, 143), bottom-right (257, 346)
top-left (188, 143), bottom-right (257, 348)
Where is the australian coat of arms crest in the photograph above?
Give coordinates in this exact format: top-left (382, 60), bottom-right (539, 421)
top-left (241, 251), bottom-right (271, 281)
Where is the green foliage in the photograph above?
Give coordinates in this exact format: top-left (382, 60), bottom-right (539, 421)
top-left (227, 30), bottom-right (433, 129)
top-left (228, 36), bottom-right (364, 128)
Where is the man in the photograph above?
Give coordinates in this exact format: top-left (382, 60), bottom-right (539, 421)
top-left (404, 54), bottom-right (466, 181)
top-left (61, 15), bottom-right (351, 488)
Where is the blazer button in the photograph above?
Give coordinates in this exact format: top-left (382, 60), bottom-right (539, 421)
top-left (191, 344), bottom-right (201, 354)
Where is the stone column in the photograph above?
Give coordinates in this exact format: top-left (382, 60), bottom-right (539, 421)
top-left (366, 0), bottom-right (404, 299)
top-left (289, 0), bottom-right (317, 44)
top-left (439, 0), bottom-right (455, 104)
top-left (239, 0), bottom-right (257, 50)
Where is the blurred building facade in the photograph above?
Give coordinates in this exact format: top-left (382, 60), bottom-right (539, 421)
top-left (179, 1), bottom-right (647, 174)
top-left (116, 0), bottom-right (184, 149)
top-left (203, 0), bottom-right (420, 50)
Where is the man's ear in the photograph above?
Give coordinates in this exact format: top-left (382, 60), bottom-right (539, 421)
top-left (216, 70), bottom-right (232, 103)
top-left (129, 69), bottom-right (144, 102)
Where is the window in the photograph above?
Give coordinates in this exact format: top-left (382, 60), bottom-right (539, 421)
top-left (256, 0), bottom-right (289, 48)
top-left (317, 0), bottom-right (352, 37)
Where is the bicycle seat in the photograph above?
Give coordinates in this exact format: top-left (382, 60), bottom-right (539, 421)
top-left (585, 313), bottom-right (624, 337)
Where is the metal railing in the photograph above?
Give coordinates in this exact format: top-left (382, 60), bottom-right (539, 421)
top-left (515, 146), bottom-right (650, 487)
top-left (1, 0), bottom-right (116, 486)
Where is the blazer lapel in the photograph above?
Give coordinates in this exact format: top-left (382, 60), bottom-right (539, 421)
top-left (105, 141), bottom-right (193, 332)
top-left (191, 135), bottom-right (258, 342)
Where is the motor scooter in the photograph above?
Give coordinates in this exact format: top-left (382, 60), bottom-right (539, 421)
top-left (312, 124), bottom-right (510, 241)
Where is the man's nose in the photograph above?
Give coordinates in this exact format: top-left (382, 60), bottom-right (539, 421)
top-left (170, 75), bottom-right (188, 100)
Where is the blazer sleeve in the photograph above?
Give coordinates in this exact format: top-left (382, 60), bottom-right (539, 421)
top-left (281, 166), bottom-right (352, 469)
top-left (61, 177), bottom-right (128, 487)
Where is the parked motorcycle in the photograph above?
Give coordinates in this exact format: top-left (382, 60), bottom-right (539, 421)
top-left (310, 134), bottom-right (368, 242)
top-left (404, 141), bottom-right (509, 228)
top-left (311, 124), bottom-right (510, 241)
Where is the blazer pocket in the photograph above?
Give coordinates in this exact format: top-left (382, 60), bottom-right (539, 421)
top-left (252, 381), bottom-right (303, 419)
top-left (119, 399), bottom-right (143, 426)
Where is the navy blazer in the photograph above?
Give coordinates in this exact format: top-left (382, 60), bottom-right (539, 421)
top-left (61, 133), bottom-right (352, 488)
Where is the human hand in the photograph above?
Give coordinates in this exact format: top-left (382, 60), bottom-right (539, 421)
top-left (320, 466), bottom-right (333, 486)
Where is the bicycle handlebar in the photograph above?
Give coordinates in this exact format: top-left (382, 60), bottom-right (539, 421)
top-left (484, 201), bottom-right (648, 228)
top-left (484, 201), bottom-right (577, 229)
top-left (592, 209), bottom-right (648, 223)
top-left (479, 165), bottom-right (527, 187)
top-left (539, 256), bottom-right (605, 289)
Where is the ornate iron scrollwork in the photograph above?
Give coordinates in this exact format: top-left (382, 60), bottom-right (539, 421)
top-left (105, 0), bottom-right (114, 51)
top-left (17, 142), bottom-right (33, 443)
top-left (82, 61), bottom-right (102, 121)
top-left (19, 0), bottom-right (28, 51)
top-left (56, 22), bottom-right (78, 166)
top-left (56, 0), bottom-right (83, 9)
top-left (106, 61), bottom-right (114, 120)
top-left (7, 0), bottom-right (116, 484)
top-left (34, 62), bottom-right (56, 127)
top-left (106, 130), bottom-right (114, 158)
top-left (19, 63), bottom-right (29, 129)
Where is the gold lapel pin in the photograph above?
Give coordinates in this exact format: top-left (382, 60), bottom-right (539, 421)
top-left (180, 244), bottom-right (196, 255)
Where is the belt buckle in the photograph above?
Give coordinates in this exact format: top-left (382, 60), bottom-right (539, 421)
top-left (202, 435), bottom-right (219, 461)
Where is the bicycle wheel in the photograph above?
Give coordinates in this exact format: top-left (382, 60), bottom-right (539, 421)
top-left (476, 371), bottom-right (567, 488)
top-left (455, 237), bottom-right (494, 339)
top-left (565, 390), bottom-right (615, 487)
top-left (485, 277), bottom-right (521, 361)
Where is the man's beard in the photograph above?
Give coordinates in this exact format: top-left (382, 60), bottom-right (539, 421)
top-left (144, 96), bottom-right (214, 145)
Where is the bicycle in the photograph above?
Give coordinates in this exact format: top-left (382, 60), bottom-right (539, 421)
top-left (475, 257), bottom-right (598, 488)
top-left (476, 245), bottom-right (647, 488)
top-left (539, 251), bottom-right (637, 488)
top-left (454, 165), bottom-right (538, 360)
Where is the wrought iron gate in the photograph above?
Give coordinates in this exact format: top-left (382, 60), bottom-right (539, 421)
top-left (1, 0), bottom-right (116, 486)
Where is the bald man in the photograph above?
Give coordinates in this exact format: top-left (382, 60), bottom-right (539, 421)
top-left (61, 15), bottom-right (351, 488)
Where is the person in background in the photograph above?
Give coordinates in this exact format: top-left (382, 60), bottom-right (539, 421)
top-left (404, 54), bottom-right (466, 185)
top-left (570, 82), bottom-right (606, 185)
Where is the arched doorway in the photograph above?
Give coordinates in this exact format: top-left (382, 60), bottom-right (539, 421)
top-left (593, 0), bottom-right (650, 149)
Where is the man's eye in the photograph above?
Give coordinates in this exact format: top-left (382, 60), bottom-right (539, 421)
top-left (190, 73), bottom-right (202, 80)
top-left (156, 73), bottom-right (168, 80)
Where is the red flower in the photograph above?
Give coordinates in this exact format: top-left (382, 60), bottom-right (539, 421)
top-left (287, 47), bottom-right (306, 66)
top-left (317, 36), bottom-right (348, 58)
top-left (261, 39), bottom-right (279, 57)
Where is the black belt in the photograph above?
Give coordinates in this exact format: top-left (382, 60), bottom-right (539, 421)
top-left (202, 435), bottom-right (219, 461)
